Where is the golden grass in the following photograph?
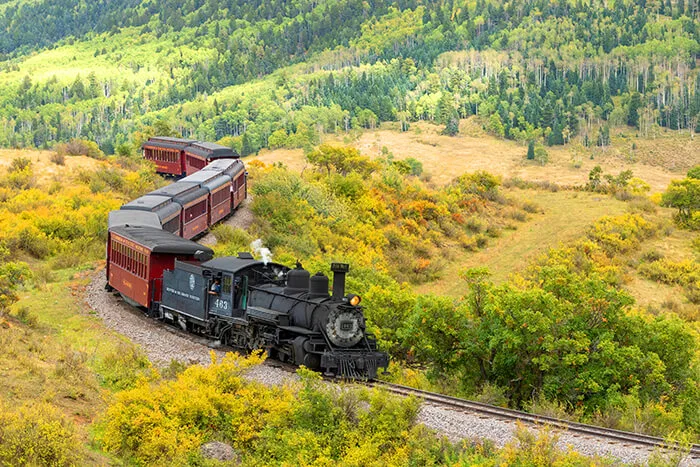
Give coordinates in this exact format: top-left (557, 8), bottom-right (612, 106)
top-left (415, 190), bottom-right (630, 296)
top-left (624, 220), bottom-right (699, 312)
top-left (248, 147), bottom-right (308, 173)
top-left (253, 118), bottom-right (698, 193)
top-left (0, 148), bottom-right (102, 185)
top-left (339, 120), bottom-right (696, 193)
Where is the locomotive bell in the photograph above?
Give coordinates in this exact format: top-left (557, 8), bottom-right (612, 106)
top-left (308, 272), bottom-right (330, 299)
top-left (284, 262), bottom-right (310, 295)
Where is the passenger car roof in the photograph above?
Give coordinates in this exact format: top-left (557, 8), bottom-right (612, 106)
top-left (142, 137), bottom-right (196, 150)
top-left (108, 211), bottom-right (162, 230)
top-left (185, 141), bottom-right (238, 159)
top-left (122, 195), bottom-right (172, 211)
top-left (110, 225), bottom-right (213, 257)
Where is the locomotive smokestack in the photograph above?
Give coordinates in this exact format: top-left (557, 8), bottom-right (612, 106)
top-left (331, 263), bottom-right (349, 301)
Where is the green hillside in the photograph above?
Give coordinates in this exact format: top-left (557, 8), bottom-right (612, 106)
top-left (0, 0), bottom-right (697, 157)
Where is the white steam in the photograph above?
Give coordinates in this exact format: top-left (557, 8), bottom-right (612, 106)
top-left (251, 239), bottom-right (273, 265)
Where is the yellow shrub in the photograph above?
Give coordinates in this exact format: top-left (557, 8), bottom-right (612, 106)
top-left (587, 213), bottom-right (656, 255)
top-left (0, 400), bottom-right (83, 466)
top-left (98, 352), bottom-right (287, 464)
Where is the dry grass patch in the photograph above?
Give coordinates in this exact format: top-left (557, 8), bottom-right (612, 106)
top-left (248, 147), bottom-right (307, 173)
top-left (252, 119), bottom-right (695, 193)
top-left (625, 217), bottom-right (700, 314)
top-left (0, 149), bottom-right (102, 186)
top-left (416, 189), bottom-right (629, 296)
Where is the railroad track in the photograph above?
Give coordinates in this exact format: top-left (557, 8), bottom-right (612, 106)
top-left (364, 380), bottom-right (700, 460)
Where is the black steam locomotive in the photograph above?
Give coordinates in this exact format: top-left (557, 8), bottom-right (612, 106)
top-left (158, 253), bottom-right (389, 379)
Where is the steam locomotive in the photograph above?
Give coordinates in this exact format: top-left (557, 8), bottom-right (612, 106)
top-left (159, 253), bottom-right (389, 379)
top-left (105, 137), bottom-right (388, 379)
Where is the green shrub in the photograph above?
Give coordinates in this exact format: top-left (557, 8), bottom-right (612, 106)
top-left (640, 249), bottom-right (664, 263)
top-left (10, 226), bottom-right (54, 259)
top-left (55, 139), bottom-right (105, 159)
top-left (521, 200), bottom-right (541, 213)
top-left (465, 216), bottom-right (484, 233)
top-left (51, 238), bottom-right (103, 269)
top-left (8, 157), bottom-right (31, 173)
top-left (4, 167), bottom-right (35, 190)
top-left (12, 306), bottom-right (37, 327)
top-left (97, 341), bottom-right (155, 391)
top-left (506, 208), bottom-right (527, 222)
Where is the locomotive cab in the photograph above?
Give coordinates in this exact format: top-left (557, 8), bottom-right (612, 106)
top-left (205, 271), bottom-right (248, 319)
top-left (159, 253), bottom-right (289, 343)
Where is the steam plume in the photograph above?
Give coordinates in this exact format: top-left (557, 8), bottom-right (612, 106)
top-left (251, 239), bottom-right (273, 265)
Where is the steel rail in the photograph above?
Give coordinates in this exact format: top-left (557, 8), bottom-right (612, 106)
top-left (365, 380), bottom-right (700, 459)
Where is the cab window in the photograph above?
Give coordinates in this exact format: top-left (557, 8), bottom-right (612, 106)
top-left (222, 275), bottom-right (232, 294)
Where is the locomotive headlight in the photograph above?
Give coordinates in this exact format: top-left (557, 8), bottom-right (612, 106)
top-left (346, 294), bottom-right (361, 306)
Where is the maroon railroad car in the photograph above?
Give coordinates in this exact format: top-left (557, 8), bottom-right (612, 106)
top-left (201, 159), bottom-right (247, 208)
top-left (183, 141), bottom-right (237, 176)
top-left (106, 225), bottom-right (213, 310)
top-left (149, 182), bottom-right (210, 239)
top-left (142, 137), bottom-right (196, 176)
top-left (180, 171), bottom-right (233, 226)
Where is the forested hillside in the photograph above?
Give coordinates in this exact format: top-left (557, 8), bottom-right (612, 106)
top-left (0, 0), bottom-right (698, 156)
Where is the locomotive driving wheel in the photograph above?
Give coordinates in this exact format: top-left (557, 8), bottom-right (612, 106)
top-left (245, 326), bottom-right (264, 352)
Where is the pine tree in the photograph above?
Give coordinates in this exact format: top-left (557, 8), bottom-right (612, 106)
top-left (241, 133), bottom-right (256, 156)
top-left (443, 116), bottom-right (460, 136)
top-left (527, 140), bottom-right (535, 160)
top-left (628, 92), bottom-right (641, 128)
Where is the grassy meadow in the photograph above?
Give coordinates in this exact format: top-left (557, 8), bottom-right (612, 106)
top-left (252, 120), bottom-right (699, 304)
top-left (255, 119), bottom-right (696, 192)
top-left (0, 117), bottom-right (698, 462)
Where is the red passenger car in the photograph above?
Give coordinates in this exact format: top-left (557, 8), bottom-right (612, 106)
top-left (180, 171), bottom-right (233, 225)
top-left (201, 159), bottom-right (247, 208)
top-left (183, 141), bottom-right (238, 176)
top-left (106, 225), bottom-right (213, 311)
top-left (149, 182), bottom-right (210, 239)
top-left (142, 137), bottom-right (196, 176)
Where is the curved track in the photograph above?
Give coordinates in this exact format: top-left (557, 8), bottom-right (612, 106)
top-left (364, 380), bottom-right (700, 460)
top-left (87, 276), bottom-right (699, 463)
